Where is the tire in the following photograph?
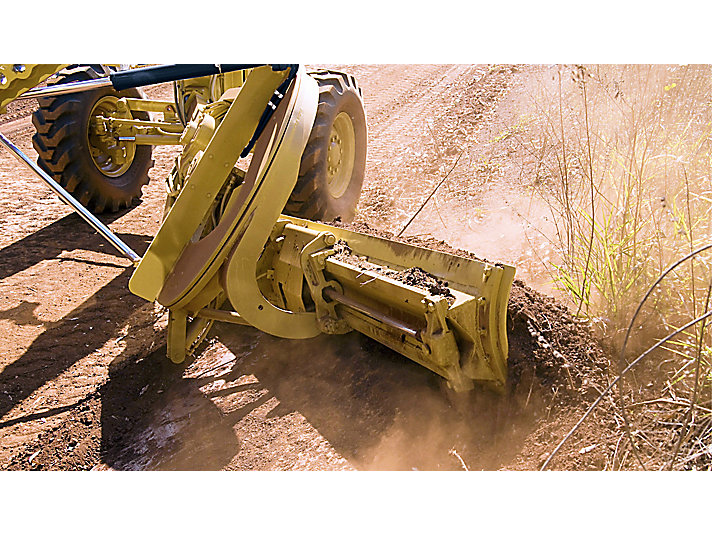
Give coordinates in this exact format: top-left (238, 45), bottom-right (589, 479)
top-left (284, 70), bottom-right (367, 222)
top-left (31, 65), bottom-right (154, 214)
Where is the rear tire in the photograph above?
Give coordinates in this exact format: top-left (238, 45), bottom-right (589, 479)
top-left (284, 70), bottom-right (367, 222)
top-left (32, 65), bottom-right (154, 214)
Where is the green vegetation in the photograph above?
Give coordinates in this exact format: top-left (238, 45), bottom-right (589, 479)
top-left (513, 65), bottom-right (712, 469)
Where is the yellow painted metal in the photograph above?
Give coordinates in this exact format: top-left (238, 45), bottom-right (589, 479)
top-left (174, 69), bottom-right (250, 122)
top-left (221, 73), bottom-right (321, 339)
top-left (265, 217), bottom-right (515, 391)
top-left (0, 64), bottom-right (68, 113)
top-left (93, 97), bottom-right (184, 147)
top-left (130, 66), bottom-right (321, 362)
top-left (0, 63), bottom-right (517, 391)
top-left (128, 65), bottom-right (291, 303)
top-left (88, 94), bottom-right (137, 174)
top-left (114, 63), bottom-right (516, 390)
top-left (121, 98), bottom-right (180, 121)
top-left (326, 111), bottom-right (356, 198)
top-left (91, 115), bottom-right (184, 146)
top-left (81, 68), bottom-right (251, 157)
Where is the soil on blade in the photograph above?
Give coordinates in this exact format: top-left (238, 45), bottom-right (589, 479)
top-left (331, 239), bottom-right (455, 301)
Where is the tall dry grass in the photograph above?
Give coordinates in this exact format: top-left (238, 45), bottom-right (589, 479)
top-left (510, 64), bottom-right (712, 469)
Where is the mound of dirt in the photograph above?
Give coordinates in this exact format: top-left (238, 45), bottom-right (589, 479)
top-left (506, 280), bottom-right (609, 400)
top-left (324, 219), bottom-right (619, 470)
top-left (327, 219), bottom-right (611, 402)
top-left (392, 267), bottom-right (453, 300)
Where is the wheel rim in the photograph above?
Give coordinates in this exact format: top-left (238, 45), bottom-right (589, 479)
top-left (87, 95), bottom-right (136, 177)
top-left (326, 112), bottom-right (356, 199)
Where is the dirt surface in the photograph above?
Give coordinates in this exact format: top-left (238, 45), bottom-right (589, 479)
top-left (0, 65), bottom-right (618, 471)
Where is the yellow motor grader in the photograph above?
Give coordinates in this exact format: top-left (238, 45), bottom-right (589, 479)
top-left (0, 63), bottom-right (515, 393)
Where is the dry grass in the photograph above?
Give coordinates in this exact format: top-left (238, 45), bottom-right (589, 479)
top-left (507, 64), bottom-right (712, 470)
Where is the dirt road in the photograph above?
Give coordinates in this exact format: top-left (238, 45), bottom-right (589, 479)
top-left (0, 65), bottom-right (612, 471)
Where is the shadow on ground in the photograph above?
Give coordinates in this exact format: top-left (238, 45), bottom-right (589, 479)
top-left (96, 322), bottom-right (542, 471)
top-left (205, 324), bottom-right (542, 470)
top-left (0, 211), bottom-right (137, 280)
top-left (99, 345), bottom-right (239, 470)
top-left (0, 212), bottom-right (541, 471)
top-left (0, 210), bottom-right (152, 423)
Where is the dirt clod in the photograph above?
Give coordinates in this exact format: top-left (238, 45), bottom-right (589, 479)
top-left (332, 239), bottom-right (454, 301)
top-left (392, 267), bottom-right (453, 300)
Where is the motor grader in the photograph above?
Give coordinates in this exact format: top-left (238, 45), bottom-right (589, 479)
top-left (0, 63), bottom-right (515, 393)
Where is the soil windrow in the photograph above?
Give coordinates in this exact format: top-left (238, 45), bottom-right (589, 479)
top-left (331, 240), bottom-right (455, 302)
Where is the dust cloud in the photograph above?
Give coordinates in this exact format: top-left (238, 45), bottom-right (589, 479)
top-left (113, 320), bottom-right (550, 470)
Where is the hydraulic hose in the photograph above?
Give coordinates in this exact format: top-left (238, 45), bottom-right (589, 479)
top-left (18, 64), bottom-right (295, 99)
top-left (110, 64), bottom-right (266, 91)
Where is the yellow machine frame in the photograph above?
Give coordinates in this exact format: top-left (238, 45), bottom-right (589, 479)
top-left (1, 63), bottom-right (516, 393)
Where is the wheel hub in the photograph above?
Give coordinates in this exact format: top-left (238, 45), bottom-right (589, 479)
top-left (327, 134), bottom-right (342, 172)
top-left (325, 112), bottom-right (356, 199)
top-left (87, 95), bottom-right (136, 177)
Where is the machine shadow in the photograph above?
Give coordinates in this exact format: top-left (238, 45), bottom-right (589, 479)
top-left (0, 227), bottom-right (152, 422)
top-left (214, 324), bottom-right (539, 471)
top-left (0, 234), bottom-right (237, 469)
top-left (0, 269), bottom-right (135, 421)
top-left (97, 321), bottom-right (536, 471)
top-left (0, 210), bottom-right (534, 471)
top-left (0, 210), bottom-right (138, 281)
top-left (0, 210), bottom-right (236, 471)
top-left (98, 344), bottom-right (240, 471)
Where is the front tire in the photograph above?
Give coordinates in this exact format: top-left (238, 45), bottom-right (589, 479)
top-left (32, 65), bottom-right (154, 214)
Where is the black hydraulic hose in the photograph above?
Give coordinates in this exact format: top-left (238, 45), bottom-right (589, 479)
top-left (20, 63), bottom-right (300, 160)
top-left (110, 64), bottom-right (292, 91)
top-left (240, 64), bottom-right (299, 157)
top-left (18, 64), bottom-right (295, 101)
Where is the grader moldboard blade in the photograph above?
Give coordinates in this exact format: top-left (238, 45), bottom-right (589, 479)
top-left (268, 217), bottom-right (516, 392)
top-left (128, 64), bottom-right (516, 393)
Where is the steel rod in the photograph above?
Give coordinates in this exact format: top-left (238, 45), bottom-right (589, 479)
top-left (0, 132), bottom-right (141, 264)
top-left (17, 78), bottom-right (113, 99)
top-left (323, 287), bottom-right (421, 339)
